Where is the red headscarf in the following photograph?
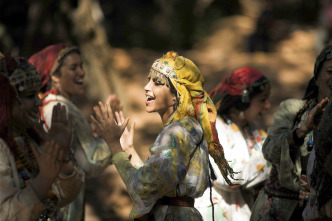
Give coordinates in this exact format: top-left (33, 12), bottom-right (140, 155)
top-left (209, 67), bottom-right (264, 109)
top-left (210, 67), bottom-right (264, 97)
top-left (29, 43), bottom-right (66, 89)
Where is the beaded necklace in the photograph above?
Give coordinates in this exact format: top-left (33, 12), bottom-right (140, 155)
top-left (15, 133), bottom-right (39, 188)
top-left (14, 132), bottom-right (57, 221)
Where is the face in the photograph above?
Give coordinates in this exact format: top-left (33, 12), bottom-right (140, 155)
top-left (11, 86), bottom-right (42, 131)
top-left (144, 70), bottom-right (176, 116)
top-left (243, 85), bottom-right (271, 123)
top-left (317, 59), bottom-right (332, 101)
top-left (52, 52), bottom-right (85, 99)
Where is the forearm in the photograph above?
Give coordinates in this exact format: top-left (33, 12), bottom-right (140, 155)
top-left (111, 151), bottom-right (137, 187)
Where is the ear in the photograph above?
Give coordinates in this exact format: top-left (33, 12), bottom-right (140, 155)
top-left (51, 75), bottom-right (60, 84)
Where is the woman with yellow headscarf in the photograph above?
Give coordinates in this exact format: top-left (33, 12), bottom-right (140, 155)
top-left (91, 51), bottom-right (235, 220)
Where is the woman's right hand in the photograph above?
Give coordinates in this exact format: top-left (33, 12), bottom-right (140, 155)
top-left (297, 97), bottom-right (329, 138)
top-left (90, 101), bottom-right (129, 155)
top-left (30, 141), bottom-right (64, 200)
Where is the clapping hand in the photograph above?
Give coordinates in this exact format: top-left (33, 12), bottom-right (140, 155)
top-left (90, 102), bottom-right (129, 155)
top-left (47, 103), bottom-right (73, 156)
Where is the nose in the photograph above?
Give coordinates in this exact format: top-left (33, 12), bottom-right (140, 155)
top-left (78, 66), bottom-right (85, 77)
top-left (144, 80), bottom-right (152, 92)
top-left (264, 100), bottom-right (271, 110)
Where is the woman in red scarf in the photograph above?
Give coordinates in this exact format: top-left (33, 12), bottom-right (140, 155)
top-left (195, 67), bottom-right (272, 221)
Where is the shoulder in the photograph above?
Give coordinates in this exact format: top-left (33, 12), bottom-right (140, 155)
top-left (278, 99), bottom-right (304, 113)
top-left (0, 138), bottom-right (12, 161)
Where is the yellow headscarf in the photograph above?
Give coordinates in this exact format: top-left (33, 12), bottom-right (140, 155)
top-left (150, 51), bottom-right (235, 185)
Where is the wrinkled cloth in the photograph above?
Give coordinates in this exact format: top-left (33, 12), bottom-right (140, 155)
top-left (196, 117), bottom-right (271, 221)
top-left (250, 99), bottom-right (311, 221)
top-left (0, 138), bottom-right (84, 221)
top-left (302, 149), bottom-right (332, 220)
top-left (112, 116), bottom-right (209, 220)
top-left (41, 92), bottom-right (112, 221)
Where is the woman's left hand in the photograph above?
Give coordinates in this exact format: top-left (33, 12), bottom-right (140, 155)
top-left (91, 101), bottom-right (129, 154)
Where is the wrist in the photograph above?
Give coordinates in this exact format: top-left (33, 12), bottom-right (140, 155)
top-left (60, 160), bottom-right (75, 175)
top-left (297, 125), bottom-right (310, 138)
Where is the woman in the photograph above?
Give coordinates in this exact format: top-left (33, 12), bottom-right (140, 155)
top-left (0, 55), bottom-right (83, 221)
top-left (302, 47), bottom-right (332, 220)
top-left (250, 45), bottom-right (331, 221)
top-left (29, 43), bottom-right (112, 221)
top-left (91, 51), bottom-right (235, 220)
top-left (195, 67), bottom-right (272, 221)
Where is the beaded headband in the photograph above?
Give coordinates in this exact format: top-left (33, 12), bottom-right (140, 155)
top-left (150, 55), bottom-right (186, 80)
top-left (0, 57), bottom-right (41, 99)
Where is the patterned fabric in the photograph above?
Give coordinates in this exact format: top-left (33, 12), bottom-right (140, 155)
top-left (151, 51), bottom-right (234, 185)
top-left (196, 117), bottom-right (271, 221)
top-left (41, 91), bottom-right (112, 221)
top-left (28, 43), bottom-right (79, 89)
top-left (0, 56), bottom-right (41, 97)
top-left (0, 138), bottom-right (84, 221)
top-left (250, 99), bottom-right (312, 221)
top-left (112, 116), bottom-right (209, 220)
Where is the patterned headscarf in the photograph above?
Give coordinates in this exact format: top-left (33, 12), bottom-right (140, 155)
top-left (150, 51), bottom-right (235, 185)
top-left (209, 67), bottom-right (268, 111)
top-left (29, 43), bottom-right (79, 89)
top-left (0, 55), bottom-right (41, 99)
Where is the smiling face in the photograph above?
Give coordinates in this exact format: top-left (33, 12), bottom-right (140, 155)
top-left (144, 70), bottom-right (176, 122)
top-left (52, 52), bottom-right (85, 99)
top-left (11, 83), bottom-right (42, 131)
top-left (317, 59), bottom-right (332, 101)
top-left (243, 85), bottom-right (271, 123)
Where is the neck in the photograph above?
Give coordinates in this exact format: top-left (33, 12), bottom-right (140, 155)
top-left (52, 86), bottom-right (72, 100)
top-left (228, 107), bottom-right (248, 128)
top-left (159, 107), bottom-right (175, 124)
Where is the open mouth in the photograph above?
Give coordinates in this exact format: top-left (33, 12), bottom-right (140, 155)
top-left (146, 95), bottom-right (155, 102)
top-left (75, 79), bottom-right (84, 86)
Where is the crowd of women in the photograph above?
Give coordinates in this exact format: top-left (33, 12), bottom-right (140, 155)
top-left (0, 42), bottom-right (331, 221)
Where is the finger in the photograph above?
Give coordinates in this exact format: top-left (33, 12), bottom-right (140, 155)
top-left (90, 115), bottom-right (103, 130)
top-left (99, 101), bottom-right (109, 120)
top-left (119, 111), bottom-right (125, 124)
top-left (60, 105), bottom-right (67, 124)
top-left (120, 117), bottom-right (130, 132)
top-left (67, 113), bottom-right (73, 132)
top-left (31, 142), bottom-right (41, 161)
top-left (93, 105), bottom-right (103, 122)
top-left (115, 111), bottom-right (121, 125)
top-left (106, 102), bottom-right (115, 123)
top-left (51, 104), bottom-right (58, 125)
top-left (52, 142), bottom-right (60, 158)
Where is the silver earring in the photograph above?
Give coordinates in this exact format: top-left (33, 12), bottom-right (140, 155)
top-left (241, 89), bottom-right (250, 103)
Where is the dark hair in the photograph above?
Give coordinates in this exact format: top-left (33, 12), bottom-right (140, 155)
top-left (52, 48), bottom-right (81, 77)
top-left (218, 76), bottom-right (270, 121)
top-left (303, 44), bottom-right (332, 100)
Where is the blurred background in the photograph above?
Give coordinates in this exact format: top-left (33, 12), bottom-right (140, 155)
top-left (0, 0), bottom-right (330, 220)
